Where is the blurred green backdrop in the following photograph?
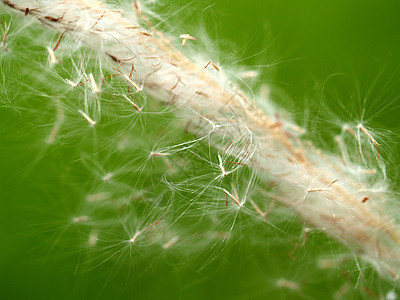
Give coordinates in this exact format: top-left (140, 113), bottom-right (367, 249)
top-left (1, 0), bottom-right (400, 299)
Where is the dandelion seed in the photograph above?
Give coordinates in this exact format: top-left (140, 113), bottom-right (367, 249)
top-left (358, 124), bottom-right (381, 146)
top-left (130, 216), bottom-right (164, 244)
top-left (264, 201), bottom-right (275, 220)
top-left (302, 227), bottom-right (311, 243)
top-left (162, 236), bottom-right (179, 249)
top-left (360, 169), bottom-right (377, 175)
top-left (129, 231), bottom-right (141, 244)
top-left (180, 33), bottom-right (196, 46)
top-left (289, 228), bottom-right (311, 258)
top-left (88, 230), bottom-right (98, 247)
top-left (218, 154), bottom-right (227, 177)
top-left (133, 0), bottom-right (140, 13)
top-left (47, 47), bottom-right (57, 64)
top-left (164, 159), bottom-right (175, 173)
top-left (78, 109), bottom-right (96, 126)
top-left (47, 104), bottom-right (64, 144)
top-left (249, 199), bottom-right (265, 217)
top-left (335, 136), bottom-right (348, 163)
top-left (335, 283), bottom-right (351, 299)
top-left (150, 152), bottom-right (168, 157)
top-left (2, 25), bottom-right (8, 47)
top-left (317, 259), bottom-right (335, 269)
top-left (102, 172), bottom-right (113, 182)
top-left (343, 124), bottom-right (356, 137)
top-left (276, 279), bottom-right (300, 291)
top-left (65, 79), bottom-right (77, 88)
top-left (239, 70), bottom-right (258, 79)
top-left (89, 73), bottom-right (99, 94)
top-left (204, 60), bottom-right (220, 71)
top-left (122, 94), bottom-right (141, 112)
top-left (224, 189), bottom-right (242, 207)
top-left (195, 90), bottom-right (209, 97)
top-left (73, 216), bottom-right (89, 223)
top-left (47, 122), bottom-right (61, 144)
top-left (385, 265), bottom-right (399, 280)
top-left (112, 67), bottom-right (142, 92)
top-left (87, 192), bottom-right (110, 202)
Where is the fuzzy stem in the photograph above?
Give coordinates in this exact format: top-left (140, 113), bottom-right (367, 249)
top-left (3, 0), bottom-right (400, 279)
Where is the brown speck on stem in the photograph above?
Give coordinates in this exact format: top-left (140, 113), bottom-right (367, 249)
top-left (53, 33), bottom-right (63, 52)
top-left (3, 0), bottom-right (15, 9)
top-left (140, 31), bottom-right (152, 37)
top-left (361, 196), bottom-right (370, 203)
top-left (108, 53), bottom-right (122, 63)
top-left (329, 179), bottom-right (339, 186)
top-left (195, 90), bottom-right (209, 98)
top-left (44, 15), bottom-right (64, 22)
top-left (362, 287), bottom-right (378, 298)
top-left (204, 60), bottom-right (220, 71)
top-left (91, 11), bottom-right (106, 29)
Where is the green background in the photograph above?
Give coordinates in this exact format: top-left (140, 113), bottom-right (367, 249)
top-left (1, 0), bottom-right (400, 299)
